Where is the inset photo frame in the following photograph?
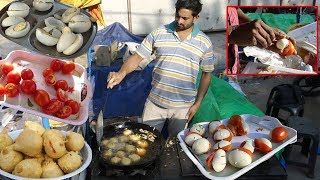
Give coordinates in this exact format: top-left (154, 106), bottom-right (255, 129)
top-left (226, 6), bottom-right (318, 75)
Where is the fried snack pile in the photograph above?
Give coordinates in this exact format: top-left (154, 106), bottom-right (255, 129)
top-left (0, 121), bottom-right (85, 178)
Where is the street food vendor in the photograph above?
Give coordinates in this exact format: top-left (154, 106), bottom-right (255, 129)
top-left (107, 0), bottom-right (214, 136)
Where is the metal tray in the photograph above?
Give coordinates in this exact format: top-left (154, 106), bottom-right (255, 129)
top-left (0, 0), bottom-right (97, 59)
top-left (177, 114), bottom-right (297, 180)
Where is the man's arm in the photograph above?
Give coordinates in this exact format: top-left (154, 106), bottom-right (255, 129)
top-left (187, 71), bottom-right (212, 122)
top-left (107, 53), bottom-right (143, 89)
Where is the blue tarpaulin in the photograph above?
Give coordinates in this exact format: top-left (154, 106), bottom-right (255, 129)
top-left (88, 22), bottom-right (152, 119)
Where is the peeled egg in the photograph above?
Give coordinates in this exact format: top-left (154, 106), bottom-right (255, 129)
top-left (240, 139), bottom-right (255, 153)
top-left (191, 138), bottom-right (211, 155)
top-left (189, 124), bottom-right (205, 136)
top-left (44, 17), bottom-right (66, 31)
top-left (276, 38), bottom-right (289, 50)
top-left (213, 129), bottom-right (232, 142)
top-left (43, 26), bottom-right (62, 38)
top-left (184, 132), bottom-right (202, 146)
top-left (254, 138), bottom-right (272, 153)
top-left (33, 0), bottom-right (54, 11)
top-left (7, 2), bottom-right (30, 18)
top-left (56, 27), bottom-right (76, 53)
top-left (213, 140), bottom-right (232, 152)
top-left (1, 16), bottom-right (25, 27)
top-left (208, 120), bottom-right (222, 135)
top-left (228, 148), bottom-right (253, 168)
top-left (36, 28), bottom-right (59, 46)
top-left (63, 33), bottom-right (83, 55)
top-left (5, 21), bottom-right (30, 38)
top-left (211, 149), bottom-right (227, 172)
top-left (62, 7), bottom-right (80, 23)
top-left (68, 14), bottom-right (92, 33)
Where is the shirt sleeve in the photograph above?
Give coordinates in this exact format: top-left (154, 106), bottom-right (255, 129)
top-left (200, 45), bottom-right (215, 72)
top-left (136, 32), bottom-right (155, 59)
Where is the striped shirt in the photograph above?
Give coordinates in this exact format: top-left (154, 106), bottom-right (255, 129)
top-left (136, 21), bottom-right (215, 109)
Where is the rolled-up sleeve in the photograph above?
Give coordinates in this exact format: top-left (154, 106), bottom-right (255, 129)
top-left (200, 45), bottom-right (215, 72)
top-left (136, 32), bottom-right (155, 59)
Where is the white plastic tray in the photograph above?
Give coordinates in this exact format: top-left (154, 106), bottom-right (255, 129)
top-left (0, 129), bottom-right (92, 180)
top-left (0, 50), bottom-right (93, 125)
top-left (177, 114), bottom-right (297, 180)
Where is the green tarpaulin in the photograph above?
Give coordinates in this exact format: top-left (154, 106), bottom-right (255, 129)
top-left (192, 75), bottom-right (264, 125)
top-left (246, 13), bottom-right (315, 33)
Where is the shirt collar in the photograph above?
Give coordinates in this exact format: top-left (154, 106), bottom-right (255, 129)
top-left (166, 21), bottom-right (200, 38)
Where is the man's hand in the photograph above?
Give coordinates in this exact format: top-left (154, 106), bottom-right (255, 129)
top-left (229, 19), bottom-right (276, 48)
top-left (186, 103), bottom-right (200, 123)
top-left (106, 71), bottom-right (126, 89)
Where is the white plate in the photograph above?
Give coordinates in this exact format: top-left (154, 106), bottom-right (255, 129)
top-left (0, 50), bottom-right (93, 125)
top-left (0, 129), bottom-right (92, 180)
top-left (177, 114), bottom-right (297, 180)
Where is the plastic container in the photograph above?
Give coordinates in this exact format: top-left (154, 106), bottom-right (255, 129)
top-left (0, 0), bottom-right (97, 59)
top-left (0, 129), bottom-right (92, 180)
top-left (177, 114), bottom-right (297, 180)
top-left (0, 50), bottom-right (92, 125)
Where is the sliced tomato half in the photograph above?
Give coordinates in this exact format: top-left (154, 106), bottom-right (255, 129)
top-left (42, 99), bottom-right (63, 115)
top-left (56, 105), bottom-right (72, 119)
top-left (56, 88), bottom-right (68, 102)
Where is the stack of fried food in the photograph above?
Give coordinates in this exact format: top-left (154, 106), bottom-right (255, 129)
top-left (0, 121), bottom-right (85, 178)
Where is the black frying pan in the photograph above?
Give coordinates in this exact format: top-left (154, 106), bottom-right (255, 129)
top-left (98, 120), bottom-right (165, 170)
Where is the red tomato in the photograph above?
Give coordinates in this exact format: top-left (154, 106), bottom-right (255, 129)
top-left (1, 63), bottom-right (14, 75)
top-left (50, 59), bottom-right (62, 72)
top-left (56, 88), bottom-right (68, 102)
top-left (0, 84), bottom-right (5, 96)
top-left (45, 74), bottom-right (56, 86)
top-left (21, 68), bottom-right (34, 80)
top-left (43, 68), bottom-right (54, 77)
top-left (21, 80), bottom-right (37, 95)
top-left (55, 105), bottom-right (72, 119)
top-left (281, 41), bottom-right (295, 56)
top-left (54, 80), bottom-right (68, 91)
top-left (5, 83), bottom-right (19, 97)
top-left (270, 127), bottom-right (288, 143)
top-left (65, 99), bottom-right (80, 114)
top-left (62, 61), bottom-right (75, 74)
top-left (7, 71), bottom-right (21, 84)
top-left (42, 99), bottom-right (63, 115)
top-left (34, 89), bottom-right (50, 107)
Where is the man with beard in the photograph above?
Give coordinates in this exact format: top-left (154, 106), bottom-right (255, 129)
top-left (107, 0), bottom-right (214, 136)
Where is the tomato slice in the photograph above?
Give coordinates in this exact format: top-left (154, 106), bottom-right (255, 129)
top-left (0, 84), bottom-right (5, 96)
top-left (50, 59), bottom-right (62, 72)
top-left (34, 89), bottom-right (50, 107)
top-left (54, 80), bottom-right (69, 91)
top-left (45, 74), bottom-right (56, 86)
top-left (62, 61), bottom-right (75, 74)
top-left (55, 105), bottom-right (72, 119)
top-left (56, 88), bottom-right (68, 102)
top-left (42, 99), bottom-right (63, 115)
top-left (5, 83), bottom-right (19, 98)
top-left (1, 63), bottom-right (14, 75)
top-left (21, 80), bottom-right (37, 95)
top-left (43, 68), bottom-right (54, 77)
top-left (7, 71), bottom-right (21, 84)
top-left (21, 68), bottom-right (34, 80)
top-left (65, 99), bottom-right (80, 114)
